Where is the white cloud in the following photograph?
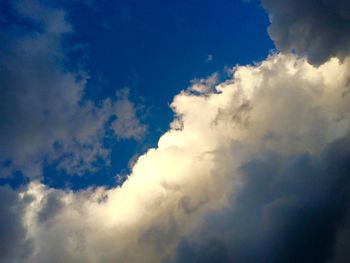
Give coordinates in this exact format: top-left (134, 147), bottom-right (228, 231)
top-left (6, 53), bottom-right (350, 262)
top-left (189, 73), bottom-right (218, 94)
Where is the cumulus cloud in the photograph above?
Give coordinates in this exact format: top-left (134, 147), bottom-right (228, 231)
top-left (173, 137), bottom-right (350, 263)
top-left (261, 0), bottom-right (350, 65)
top-left (0, 0), bottom-right (146, 178)
top-left (2, 54), bottom-right (348, 262)
top-left (1, 1), bottom-right (350, 262)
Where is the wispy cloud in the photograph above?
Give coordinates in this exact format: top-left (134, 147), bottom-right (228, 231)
top-left (0, 0), bottom-right (146, 178)
top-left (206, 54), bottom-right (213, 63)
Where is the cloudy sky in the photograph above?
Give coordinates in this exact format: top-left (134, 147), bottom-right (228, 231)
top-left (0, 0), bottom-right (350, 262)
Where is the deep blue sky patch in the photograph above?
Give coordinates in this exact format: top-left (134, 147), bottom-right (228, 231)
top-left (0, 0), bottom-right (272, 189)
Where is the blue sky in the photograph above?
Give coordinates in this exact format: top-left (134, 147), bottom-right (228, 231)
top-left (74, 0), bottom-right (273, 189)
top-left (1, 1), bottom-right (350, 262)
top-left (1, 0), bottom-right (273, 189)
top-left (82, 0), bottom-right (272, 186)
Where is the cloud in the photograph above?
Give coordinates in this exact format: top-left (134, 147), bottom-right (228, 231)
top-left (206, 54), bottom-right (213, 63)
top-left (111, 89), bottom-right (147, 140)
top-left (173, 137), bottom-right (350, 263)
top-left (1, 53), bottom-right (348, 262)
top-left (0, 0), bottom-right (146, 178)
top-left (0, 186), bottom-right (32, 263)
top-left (1, 1), bottom-right (350, 262)
top-left (189, 73), bottom-right (218, 94)
top-left (261, 0), bottom-right (350, 65)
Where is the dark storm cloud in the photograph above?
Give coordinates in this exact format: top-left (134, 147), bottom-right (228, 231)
top-left (0, 187), bottom-right (32, 263)
top-left (261, 0), bottom-right (350, 65)
top-left (172, 135), bottom-right (350, 263)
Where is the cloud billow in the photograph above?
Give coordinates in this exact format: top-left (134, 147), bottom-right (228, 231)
top-left (174, 137), bottom-right (350, 263)
top-left (5, 54), bottom-right (348, 263)
top-left (261, 0), bottom-right (350, 65)
top-left (1, 1), bottom-right (350, 262)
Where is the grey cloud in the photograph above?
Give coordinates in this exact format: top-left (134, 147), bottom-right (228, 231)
top-left (37, 191), bottom-right (64, 224)
top-left (261, 0), bottom-right (350, 65)
top-left (174, 238), bottom-right (228, 263)
top-left (172, 135), bottom-right (350, 263)
top-left (111, 89), bottom-right (147, 140)
top-left (0, 187), bottom-right (33, 263)
top-left (0, 0), bottom-right (146, 178)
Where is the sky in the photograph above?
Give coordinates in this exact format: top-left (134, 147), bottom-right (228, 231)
top-left (0, 0), bottom-right (350, 262)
